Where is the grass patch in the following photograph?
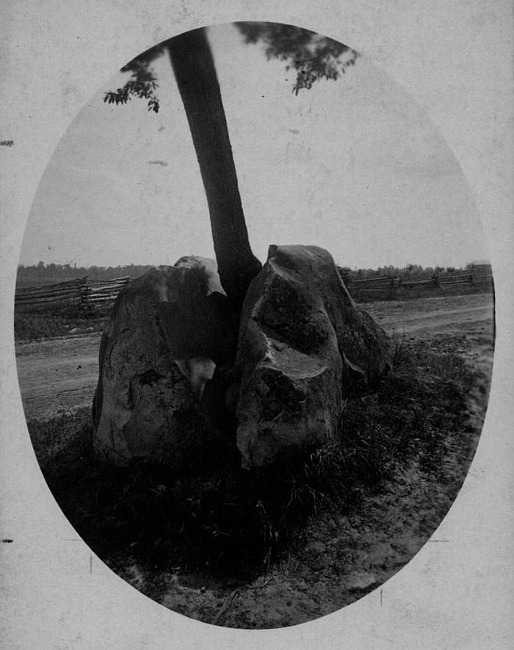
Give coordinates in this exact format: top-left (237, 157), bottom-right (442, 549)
top-left (15, 306), bottom-right (106, 341)
top-left (27, 336), bottom-right (479, 592)
top-left (352, 283), bottom-right (493, 303)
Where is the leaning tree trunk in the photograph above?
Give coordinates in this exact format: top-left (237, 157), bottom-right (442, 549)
top-left (166, 28), bottom-right (262, 304)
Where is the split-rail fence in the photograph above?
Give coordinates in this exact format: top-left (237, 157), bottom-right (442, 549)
top-left (14, 276), bottom-right (130, 312)
top-left (15, 267), bottom-right (493, 312)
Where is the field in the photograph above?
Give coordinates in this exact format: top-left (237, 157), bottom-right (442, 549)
top-left (15, 291), bottom-right (495, 628)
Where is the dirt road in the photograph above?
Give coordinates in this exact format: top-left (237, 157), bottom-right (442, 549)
top-left (362, 293), bottom-right (494, 340)
top-left (15, 333), bottom-right (102, 420)
top-left (15, 292), bottom-right (495, 421)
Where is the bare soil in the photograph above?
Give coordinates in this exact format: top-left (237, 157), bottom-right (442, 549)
top-left (16, 332), bottom-right (102, 420)
top-left (16, 291), bottom-right (495, 628)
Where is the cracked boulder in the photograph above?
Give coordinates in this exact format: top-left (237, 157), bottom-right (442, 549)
top-left (92, 257), bottom-right (238, 468)
top-left (235, 245), bottom-right (392, 468)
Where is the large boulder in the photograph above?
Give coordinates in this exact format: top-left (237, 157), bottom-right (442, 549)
top-left (92, 257), bottom-right (238, 468)
top-left (235, 245), bottom-right (392, 468)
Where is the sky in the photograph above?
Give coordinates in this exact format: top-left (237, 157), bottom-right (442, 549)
top-left (19, 22), bottom-right (489, 270)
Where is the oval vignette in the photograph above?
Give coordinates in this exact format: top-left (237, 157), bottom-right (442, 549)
top-left (15, 21), bottom-right (495, 629)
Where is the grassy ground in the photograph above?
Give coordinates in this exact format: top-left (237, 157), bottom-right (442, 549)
top-left (351, 280), bottom-right (493, 303)
top-left (26, 331), bottom-right (489, 627)
top-left (14, 306), bottom-right (107, 341)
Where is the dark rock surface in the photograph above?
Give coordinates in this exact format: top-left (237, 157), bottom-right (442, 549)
top-left (92, 246), bottom-right (391, 470)
top-left (92, 257), bottom-right (238, 467)
top-left (235, 245), bottom-right (392, 468)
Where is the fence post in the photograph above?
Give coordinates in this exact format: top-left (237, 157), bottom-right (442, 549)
top-left (388, 277), bottom-right (395, 300)
top-left (79, 278), bottom-right (90, 311)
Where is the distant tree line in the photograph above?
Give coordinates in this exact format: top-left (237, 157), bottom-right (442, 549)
top-left (17, 261), bottom-right (479, 289)
top-left (338, 263), bottom-right (474, 283)
top-left (16, 263), bottom-right (156, 287)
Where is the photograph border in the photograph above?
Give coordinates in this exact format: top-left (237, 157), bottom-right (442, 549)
top-left (1, 1), bottom-right (513, 648)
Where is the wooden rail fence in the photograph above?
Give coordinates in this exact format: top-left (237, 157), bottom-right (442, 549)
top-left (15, 276), bottom-right (130, 311)
top-left (346, 270), bottom-right (493, 300)
top-left (15, 268), bottom-right (493, 312)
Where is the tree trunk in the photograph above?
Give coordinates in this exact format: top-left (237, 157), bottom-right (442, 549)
top-left (166, 28), bottom-right (262, 304)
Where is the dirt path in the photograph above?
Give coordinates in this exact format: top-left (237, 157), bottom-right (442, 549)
top-left (361, 293), bottom-right (493, 338)
top-left (15, 292), bottom-right (495, 421)
top-left (15, 333), bottom-right (102, 420)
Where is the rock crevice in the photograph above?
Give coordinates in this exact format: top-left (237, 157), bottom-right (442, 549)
top-left (92, 246), bottom-right (392, 470)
